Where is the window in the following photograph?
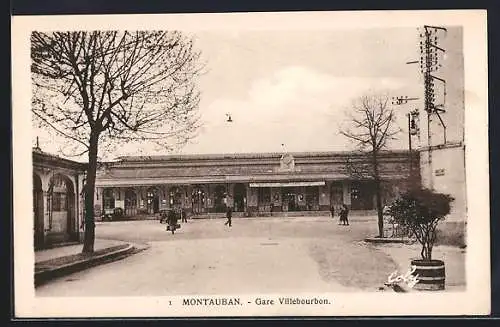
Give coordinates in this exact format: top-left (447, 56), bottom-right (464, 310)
top-left (258, 188), bottom-right (271, 204)
top-left (51, 192), bottom-right (67, 212)
top-left (305, 186), bottom-right (319, 210)
top-left (169, 187), bottom-right (182, 206)
top-left (103, 188), bottom-right (115, 209)
top-left (350, 182), bottom-right (374, 210)
top-left (125, 189), bottom-right (137, 208)
top-left (103, 197), bottom-right (115, 209)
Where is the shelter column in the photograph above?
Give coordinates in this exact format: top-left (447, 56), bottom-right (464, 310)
top-left (95, 187), bottom-right (103, 216)
top-left (41, 178), bottom-right (50, 235)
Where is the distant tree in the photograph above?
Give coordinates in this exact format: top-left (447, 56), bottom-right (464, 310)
top-left (341, 93), bottom-right (401, 238)
top-left (31, 31), bottom-right (203, 253)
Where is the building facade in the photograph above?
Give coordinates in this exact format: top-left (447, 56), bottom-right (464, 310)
top-left (94, 151), bottom-right (419, 218)
top-left (33, 147), bottom-right (86, 249)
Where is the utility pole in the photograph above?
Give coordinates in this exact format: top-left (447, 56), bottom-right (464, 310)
top-left (391, 97), bottom-right (419, 181)
top-left (419, 25), bottom-right (447, 189)
top-left (393, 26), bottom-right (447, 190)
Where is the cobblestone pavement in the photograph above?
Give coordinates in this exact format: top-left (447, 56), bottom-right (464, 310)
top-left (35, 216), bottom-right (465, 296)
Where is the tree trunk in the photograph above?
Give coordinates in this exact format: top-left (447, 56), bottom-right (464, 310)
top-left (82, 133), bottom-right (99, 254)
top-left (371, 151), bottom-right (384, 238)
top-left (375, 179), bottom-right (384, 238)
top-left (421, 241), bottom-right (433, 261)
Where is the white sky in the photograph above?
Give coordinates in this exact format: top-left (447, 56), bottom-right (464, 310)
top-left (34, 27), bottom-right (425, 161)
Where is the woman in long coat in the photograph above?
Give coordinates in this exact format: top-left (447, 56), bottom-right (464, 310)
top-left (167, 209), bottom-right (179, 234)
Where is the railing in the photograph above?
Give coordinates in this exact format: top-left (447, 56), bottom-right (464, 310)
top-left (383, 216), bottom-right (417, 244)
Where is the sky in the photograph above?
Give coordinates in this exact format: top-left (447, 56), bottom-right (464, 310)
top-left (33, 27), bottom-right (425, 161)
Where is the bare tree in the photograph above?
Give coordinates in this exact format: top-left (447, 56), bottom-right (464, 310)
top-left (31, 31), bottom-right (203, 253)
top-left (340, 93), bottom-right (401, 238)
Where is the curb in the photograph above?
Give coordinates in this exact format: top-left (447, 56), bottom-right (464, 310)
top-left (364, 237), bottom-right (406, 244)
top-left (35, 243), bottom-right (137, 287)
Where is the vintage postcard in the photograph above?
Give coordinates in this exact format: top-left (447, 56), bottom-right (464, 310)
top-left (12, 10), bottom-right (489, 317)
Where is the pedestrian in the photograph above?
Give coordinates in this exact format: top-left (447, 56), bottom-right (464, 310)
top-left (166, 209), bottom-right (178, 233)
top-left (160, 209), bottom-right (168, 224)
top-left (181, 208), bottom-right (187, 223)
top-left (339, 204), bottom-right (349, 226)
top-left (330, 205), bottom-right (335, 218)
top-left (224, 206), bottom-right (232, 227)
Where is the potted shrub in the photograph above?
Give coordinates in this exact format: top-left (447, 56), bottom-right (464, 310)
top-left (388, 188), bottom-right (454, 291)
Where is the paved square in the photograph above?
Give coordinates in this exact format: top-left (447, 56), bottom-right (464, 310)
top-left (35, 216), bottom-right (465, 296)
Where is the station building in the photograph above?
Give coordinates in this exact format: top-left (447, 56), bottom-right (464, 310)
top-left (32, 146), bottom-right (86, 249)
top-left (93, 150), bottom-right (419, 218)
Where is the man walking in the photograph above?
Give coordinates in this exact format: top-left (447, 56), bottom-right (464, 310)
top-left (224, 206), bottom-right (232, 227)
top-left (339, 204), bottom-right (349, 226)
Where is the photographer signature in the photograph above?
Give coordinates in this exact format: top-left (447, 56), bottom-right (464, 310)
top-left (385, 265), bottom-right (420, 290)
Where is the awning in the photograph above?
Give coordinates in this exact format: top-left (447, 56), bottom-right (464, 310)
top-left (249, 181), bottom-right (325, 188)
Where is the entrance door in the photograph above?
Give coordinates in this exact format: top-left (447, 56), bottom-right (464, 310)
top-left (214, 185), bottom-right (226, 213)
top-left (168, 186), bottom-right (183, 210)
top-left (282, 188), bottom-right (297, 212)
top-left (350, 182), bottom-right (374, 210)
top-left (233, 183), bottom-right (246, 212)
top-left (191, 186), bottom-right (205, 214)
top-left (287, 193), bottom-right (296, 211)
top-left (48, 174), bottom-right (76, 242)
top-left (330, 182), bottom-right (343, 209)
top-left (146, 187), bottom-right (160, 214)
top-left (153, 197), bottom-right (159, 213)
top-left (124, 188), bottom-right (138, 216)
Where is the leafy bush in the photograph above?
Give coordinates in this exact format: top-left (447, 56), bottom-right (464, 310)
top-left (389, 188), bottom-right (454, 261)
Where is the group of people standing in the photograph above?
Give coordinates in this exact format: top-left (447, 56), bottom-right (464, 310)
top-left (330, 204), bottom-right (350, 225)
top-left (162, 202), bottom-right (348, 232)
top-left (160, 205), bottom-right (233, 233)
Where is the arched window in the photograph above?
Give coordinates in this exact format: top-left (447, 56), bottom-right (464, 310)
top-left (103, 188), bottom-right (115, 209)
top-left (191, 186), bottom-right (205, 213)
top-left (47, 173), bottom-right (76, 239)
top-left (169, 187), bottom-right (183, 207)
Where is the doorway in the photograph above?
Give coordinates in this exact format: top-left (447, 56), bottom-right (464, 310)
top-left (191, 186), bottom-right (206, 214)
top-left (146, 187), bottom-right (160, 214)
top-left (214, 185), bottom-right (227, 213)
top-left (48, 173), bottom-right (76, 241)
top-left (350, 181), bottom-right (374, 210)
top-left (125, 188), bottom-right (137, 216)
top-left (330, 182), bottom-right (343, 209)
top-left (282, 188), bottom-right (297, 212)
top-left (169, 186), bottom-right (183, 210)
top-left (233, 183), bottom-right (246, 212)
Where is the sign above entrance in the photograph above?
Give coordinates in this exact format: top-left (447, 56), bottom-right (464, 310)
top-left (249, 181), bottom-right (325, 188)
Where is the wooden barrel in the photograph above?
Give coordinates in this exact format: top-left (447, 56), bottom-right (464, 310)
top-left (411, 259), bottom-right (445, 291)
